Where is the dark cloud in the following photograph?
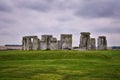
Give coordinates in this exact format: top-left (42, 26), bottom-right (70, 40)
top-left (0, 0), bottom-right (120, 46)
top-left (0, 32), bottom-right (11, 36)
top-left (15, 0), bottom-right (57, 12)
top-left (17, 2), bottom-right (50, 12)
top-left (93, 27), bottom-right (120, 34)
top-left (57, 17), bottom-right (72, 22)
top-left (15, 0), bottom-right (73, 12)
top-left (75, 0), bottom-right (120, 18)
top-left (0, 19), bottom-right (16, 24)
top-left (0, 3), bottom-right (12, 12)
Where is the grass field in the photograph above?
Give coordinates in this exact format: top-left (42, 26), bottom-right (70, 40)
top-left (0, 50), bottom-right (120, 80)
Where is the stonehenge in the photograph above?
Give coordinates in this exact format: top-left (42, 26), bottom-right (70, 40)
top-left (50, 38), bottom-right (58, 50)
top-left (22, 32), bottom-right (107, 50)
top-left (22, 36), bottom-right (40, 50)
top-left (79, 32), bottom-right (91, 50)
top-left (97, 36), bottom-right (107, 50)
top-left (40, 35), bottom-right (53, 50)
top-left (61, 34), bottom-right (72, 50)
top-left (90, 38), bottom-right (96, 50)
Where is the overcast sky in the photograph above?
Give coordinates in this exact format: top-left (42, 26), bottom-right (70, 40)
top-left (0, 0), bottom-right (120, 46)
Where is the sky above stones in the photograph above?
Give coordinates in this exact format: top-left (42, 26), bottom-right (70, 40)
top-left (0, 0), bottom-right (120, 46)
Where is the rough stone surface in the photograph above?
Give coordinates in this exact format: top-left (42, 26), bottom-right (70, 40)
top-left (22, 33), bottom-right (108, 51)
top-left (22, 36), bottom-right (39, 50)
top-left (50, 38), bottom-right (58, 50)
top-left (90, 38), bottom-right (96, 50)
top-left (97, 36), bottom-right (107, 50)
top-left (33, 37), bottom-right (40, 50)
top-left (40, 35), bottom-right (53, 50)
top-left (79, 32), bottom-right (90, 50)
top-left (57, 40), bottom-right (61, 50)
top-left (40, 40), bottom-right (47, 50)
top-left (22, 37), bottom-right (27, 50)
top-left (61, 34), bottom-right (72, 50)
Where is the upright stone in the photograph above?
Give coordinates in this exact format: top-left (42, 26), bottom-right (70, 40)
top-left (97, 36), bottom-right (107, 50)
top-left (33, 37), bottom-right (40, 50)
top-left (40, 40), bottom-right (47, 50)
top-left (50, 38), bottom-right (58, 50)
top-left (61, 34), bottom-right (72, 50)
top-left (26, 37), bottom-right (32, 50)
top-left (22, 36), bottom-right (39, 50)
top-left (57, 40), bottom-right (61, 50)
top-left (79, 32), bottom-right (90, 50)
top-left (90, 38), bottom-right (96, 50)
top-left (40, 35), bottom-right (53, 50)
top-left (22, 37), bottom-right (27, 50)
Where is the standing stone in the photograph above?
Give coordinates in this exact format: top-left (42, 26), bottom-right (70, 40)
top-left (57, 40), bottom-right (61, 50)
top-left (33, 37), bottom-right (40, 50)
top-left (26, 37), bottom-right (32, 50)
top-left (61, 34), bottom-right (72, 50)
top-left (79, 32), bottom-right (90, 50)
top-left (22, 37), bottom-right (27, 50)
top-left (90, 38), bottom-right (96, 50)
top-left (50, 38), bottom-right (58, 50)
top-left (40, 35), bottom-right (53, 50)
top-left (22, 36), bottom-right (39, 50)
top-left (97, 36), bottom-right (107, 50)
top-left (40, 40), bottom-right (47, 50)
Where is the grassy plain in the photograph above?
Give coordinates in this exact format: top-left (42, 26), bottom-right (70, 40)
top-left (0, 50), bottom-right (120, 80)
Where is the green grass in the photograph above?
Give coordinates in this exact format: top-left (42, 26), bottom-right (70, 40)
top-left (0, 50), bottom-right (120, 80)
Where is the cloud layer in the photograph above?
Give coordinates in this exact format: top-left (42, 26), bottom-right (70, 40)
top-left (0, 0), bottom-right (120, 46)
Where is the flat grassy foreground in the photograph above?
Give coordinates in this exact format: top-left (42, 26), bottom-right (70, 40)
top-left (0, 50), bottom-right (120, 80)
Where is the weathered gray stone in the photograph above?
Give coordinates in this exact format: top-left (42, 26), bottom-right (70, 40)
top-left (22, 36), bottom-right (39, 50)
top-left (50, 38), bottom-right (58, 50)
top-left (90, 38), bottom-right (96, 50)
top-left (40, 35), bottom-right (53, 50)
top-left (22, 33), bottom-right (108, 51)
top-left (97, 36), bottom-right (107, 50)
top-left (22, 37), bottom-right (27, 50)
top-left (33, 37), bottom-right (40, 50)
top-left (40, 40), bottom-right (47, 50)
top-left (79, 32), bottom-right (90, 50)
top-left (61, 34), bottom-right (72, 50)
top-left (57, 40), bottom-right (61, 50)
top-left (26, 38), bottom-right (32, 50)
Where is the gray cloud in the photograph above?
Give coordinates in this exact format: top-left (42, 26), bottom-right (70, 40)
top-left (0, 19), bottom-right (16, 24)
top-left (0, 5), bottom-right (11, 12)
top-left (93, 27), bottom-right (120, 34)
top-left (15, 0), bottom-right (76, 12)
top-left (16, 1), bottom-right (51, 12)
top-left (0, 0), bottom-right (120, 46)
top-left (75, 0), bottom-right (120, 18)
top-left (0, 2), bottom-right (12, 12)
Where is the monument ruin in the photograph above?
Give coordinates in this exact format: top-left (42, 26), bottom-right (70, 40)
top-left (90, 38), bottom-right (96, 50)
top-left (22, 32), bottom-right (107, 50)
top-left (79, 32), bottom-right (91, 50)
top-left (61, 34), bottom-right (72, 50)
top-left (40, 35), bottom-right (53, 50)
top-left (50, 38), bottom-right (58, 50)
top-left (22, 34), bottom-right (72, 50)
top-left (97, 36), bottom-right (107, 50)
top-left (22, 36), bottom-right (40, 50)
